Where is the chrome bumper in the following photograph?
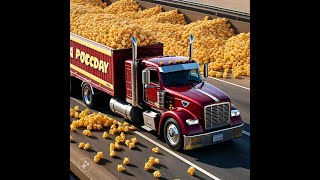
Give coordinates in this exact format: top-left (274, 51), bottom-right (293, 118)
top-left (183, 123), bottom-right (244, 150)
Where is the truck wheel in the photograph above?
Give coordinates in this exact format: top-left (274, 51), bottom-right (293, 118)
top-left (82, 83), bottom-right (94, 108)
top-left (164, 118), bottom-right (183, 150)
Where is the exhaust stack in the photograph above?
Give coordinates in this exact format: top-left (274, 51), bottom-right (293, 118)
top-left (131, 37), bottom-right (138, 107)
top-left (189, 34), bottom-right (194, 60)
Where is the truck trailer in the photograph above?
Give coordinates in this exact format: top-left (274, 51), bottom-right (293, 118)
top-left (70, 32), bottom-right (243, 150)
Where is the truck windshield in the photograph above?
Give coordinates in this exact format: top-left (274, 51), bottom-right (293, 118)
top-left (162, 69), bottom-right (202, 86)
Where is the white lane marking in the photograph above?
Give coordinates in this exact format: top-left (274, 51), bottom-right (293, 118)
top-left (243, 130), bottom-right (250, 136)
top-left (134, 131), bottom-right (221, 180)
top-left (208, 77), bottom-right (250, 91)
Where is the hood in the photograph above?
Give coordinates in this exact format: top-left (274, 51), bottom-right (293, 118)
top-left (165, 82), bottom-right (230, 107)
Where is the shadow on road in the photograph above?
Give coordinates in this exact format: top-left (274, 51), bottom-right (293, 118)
top-left (182, 139), bottom-right (250, 169)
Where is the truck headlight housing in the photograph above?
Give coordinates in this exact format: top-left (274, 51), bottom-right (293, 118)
top-left (186, 119), bottom-right (199, 125)
top-left (231, 110), bottom-right (240, 117)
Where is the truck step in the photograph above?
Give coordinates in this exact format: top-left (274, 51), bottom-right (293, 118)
top-left (141, 125), bottom-right (154, 131)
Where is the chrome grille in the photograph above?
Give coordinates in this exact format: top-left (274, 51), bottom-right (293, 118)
top-left (204, 102), bottom-right (230, 130)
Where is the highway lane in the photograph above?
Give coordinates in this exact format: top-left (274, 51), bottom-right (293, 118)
top-left (70, 98), bottom-right (210, 180)
top-left (70, 95), bottom-right (250, 180)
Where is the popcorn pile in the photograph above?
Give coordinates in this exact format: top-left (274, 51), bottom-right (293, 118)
top-left (70, 0), bottom-right (250, 79)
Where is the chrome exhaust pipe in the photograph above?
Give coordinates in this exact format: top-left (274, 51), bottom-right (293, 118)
top-left (189, 34), bottom-right (194, 60)
top-left (131, 37), bottom-right (138, 107)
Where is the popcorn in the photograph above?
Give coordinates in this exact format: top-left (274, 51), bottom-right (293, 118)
top-left (117, 164), bottom-right (125, 172)
top-left (117, 126), bottom-right (124, 132)
top-left (131, 137), bottom-right (137, 144)
top-left (71, 0), bottom-right (249, 87)
top-left (97, 124), bottom-right (103, 130)
top-left (70, 124), bottom-right (76, 131)
top-left (148, 157), bottom-right (155, 165)
top-left (110, 124), bottom-right (116, 129)
top-left (110, 150), bottom-right (116, 157)
top-left (83, 130), bottom-right (92, 137)
top-left (152, 147), bottom-right (159, 154)
top-left (70, 108), bottom-right (75, 117)
top-left (103, 120), bottom-right (112, 127)
top-left (74, 105), bottom-right (80, 111)
top-left (123, 126), bottom-right (129, 132)
top-left (115, 142), bottom-right (120, 149)
top-left (83, 143), bottom-right (90, 150)
top-left (97, 152), bottom-right (103, 158)
top-left (102, 131), bottom-right (108, 138)
top-left (79, 142), bottom-right (85, 149)
top-left (187, 166), bottom-right (195, 176)
top-left (128, 142), bottom-right (135, 149)
top-left (87, 124), bottom-right (93, 130)
top-left (109, 129), bottom-right (115, 135)
top-left (129, 125), bottom-right (137, 131)
top-left (115, 136), bottom-right (121, 143)
top-left (153, 170), bottom-right (161, 178)
top-left (110, 143), bottom-right (115, 151)
top-left (123, 122), bottom-right (129, 126)
top-left (154, 158), bottom-right (160, 165)
top-left (93, 123), bottom-right (98, 130)
top-left (125, 140), bottom-right (131, 146)
top-left (120, 132), bottom-right (125, 139)
top-left (94, 154), bottom-right (101, 163)
top-left (144, 162), bottom-right (152, 170)
top-left (123, 157), bottom-right (130, 165)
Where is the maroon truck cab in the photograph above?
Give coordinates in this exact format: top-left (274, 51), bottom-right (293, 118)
top-left (70, 32), bottom-right (243, 150)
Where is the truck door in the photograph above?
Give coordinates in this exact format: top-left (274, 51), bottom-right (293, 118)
top-left (144, 68), bottom-right (160, 108)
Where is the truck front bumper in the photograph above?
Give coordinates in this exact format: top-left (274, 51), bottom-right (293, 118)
top-left (183, 123), bottom-right (244, 150)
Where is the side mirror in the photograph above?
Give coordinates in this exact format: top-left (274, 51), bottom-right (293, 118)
top-left (203, 63), bottom-right (208, 79)
top-left (142, 69), bottom-right (150, 85)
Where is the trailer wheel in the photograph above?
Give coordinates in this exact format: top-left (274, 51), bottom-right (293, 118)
top-left (164, 118), bottom-right (183, 150)
top-left (82, 83), bottom-right (94, 108)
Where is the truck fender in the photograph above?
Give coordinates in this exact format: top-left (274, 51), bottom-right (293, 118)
top-left (81, 81), bottom-right (94, 95)
top-left (158, 107), bottom-right (203, 136)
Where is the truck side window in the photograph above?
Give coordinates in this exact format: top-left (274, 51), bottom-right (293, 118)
top-left (150, 69), bottom-right (159, 84)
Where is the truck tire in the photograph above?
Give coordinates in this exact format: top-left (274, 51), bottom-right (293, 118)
top-left (82, 83), bottom-right (94, 108)
top-left (164, 118), bottom-right (183, 150)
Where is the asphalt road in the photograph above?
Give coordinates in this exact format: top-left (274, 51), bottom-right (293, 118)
top-left (70, 99), bottom-right (210, 180)
top-left (70, 77), bottom-right (250, 180)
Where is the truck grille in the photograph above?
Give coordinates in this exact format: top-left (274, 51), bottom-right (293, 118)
top-left (204, 102), bottom-right (230, 130)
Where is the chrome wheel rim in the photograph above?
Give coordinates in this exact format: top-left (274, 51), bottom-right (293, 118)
top-left (166, 124), bottom-right (180, 146)
top-left (84, 86), bottom-right (91, 105)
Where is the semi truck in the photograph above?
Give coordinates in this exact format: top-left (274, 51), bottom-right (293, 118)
top-left (70, 32), bottom-right (244, 150)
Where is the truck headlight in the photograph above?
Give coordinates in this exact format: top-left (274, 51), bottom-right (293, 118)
top-left (231, 110), bottom-right (240, 117)
top-left (186, 119), bottom-right (199, 125)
